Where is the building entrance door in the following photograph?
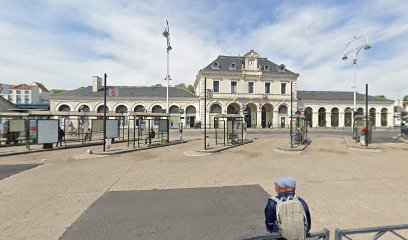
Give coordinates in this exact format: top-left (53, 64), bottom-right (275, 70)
top-left (261, 107), bottom-right (266, 128)
top-left (188, 117), bottom-right (195, 128)
top-left (244, 107), bottom-right (252, 128)
top-left (280, 117), bottom-right (286, 128)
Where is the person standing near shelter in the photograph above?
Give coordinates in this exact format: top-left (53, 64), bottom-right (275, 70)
top-left (56, 126), bottom-right (65, 147)
top-left (264, 176), bottom-right (311, 240)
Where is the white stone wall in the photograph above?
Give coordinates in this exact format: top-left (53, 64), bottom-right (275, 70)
top-left (300, 102), bottom-right (394, 128)
top-left (51, 99), bottom-right (199, 128)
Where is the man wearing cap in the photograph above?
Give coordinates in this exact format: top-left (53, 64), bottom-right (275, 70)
top-left (264, 176), bottom-right (311, 234)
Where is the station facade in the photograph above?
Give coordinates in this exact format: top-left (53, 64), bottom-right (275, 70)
top-left (50, 77), bottom-right (199, 128)
top-left (195, 50), bottom-right (299, 128)
top-left (50, 50), bottom-right (394, 128)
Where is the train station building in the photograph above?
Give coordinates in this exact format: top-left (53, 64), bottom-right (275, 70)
top-left (50, 50), bottom-right (394, 128)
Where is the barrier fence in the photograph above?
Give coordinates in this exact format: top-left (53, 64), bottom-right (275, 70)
top-left (242, 224), bottom-right (408, 240)
top-left (334, 224), bottom-right (408, 240)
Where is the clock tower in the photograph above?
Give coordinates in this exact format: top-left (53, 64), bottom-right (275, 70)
top-left (244, 49), bottom-right (260, 71)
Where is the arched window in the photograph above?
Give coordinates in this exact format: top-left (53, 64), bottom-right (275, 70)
top-left (97, 105), bottom-right (109, 113)
top-left (229, 63), bottom-right (237, 70)
top-left (370, 108), bottom-right (376, 126)
top-left (305, 107), bottom-right (313, 126)
top-left (115, 105), bottom-right (128, 113)
top-left (278, 105), bottom-right (288, 115)
top-left (169, 105), bottom-right (180, 114)
top-left (344, 107), bottom-right (352, 127)
top-left (318, 107), bottom-right (326, 127)
top-left (227, 103), bottom-right (240, 114)
top-left (134, 105), bottom-right (145, 112)
top-left (331, 108), bottom-right (339, 127)
top-left (78, 104), bottom-right (90, 112)
top-left (152, 105), bottom-right (163, 113)
top-left (58, 104), bottom-right (71, 112)
top-left (185, 106), bottom-right (196, 115)
top-left (210, 104), bottom-right (222, 114)
top-left (381, 108), bottom-right (388, 126)
top-left (357, 107), bottom-right (364, 116)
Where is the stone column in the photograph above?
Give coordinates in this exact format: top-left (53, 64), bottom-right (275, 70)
top-left (388, 110), bottom-right (393, 128)
top-left (273, 110), bottom-right (279, 128)
top-left (339, 112), bottom-right (345, 128)
top-left (326, 112), bottom-right (331, 127)
top-left (376, 112), bottom-right (381, 127)
top-left (312, 111), bottom-right (319, 128)
top-left (256, 110), bottom-right (262, 128)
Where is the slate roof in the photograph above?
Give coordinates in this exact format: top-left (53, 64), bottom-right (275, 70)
top-left (201, 55), bottom-right (297, 75)
top-left (52, 86), bottom-right (196, 99)
top-left (0, 97), bottom-right (20, 112)
top-left (9, 84), bottom-right (36, 90)
top-left (298, 91), bottom-right (394, 103)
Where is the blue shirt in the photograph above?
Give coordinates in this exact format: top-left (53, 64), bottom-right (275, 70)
top-left (264, 192), bottom-right (311, 233)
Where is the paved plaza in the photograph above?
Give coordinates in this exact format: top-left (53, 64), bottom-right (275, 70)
top-left (0, 131), bottom-right (407, 239)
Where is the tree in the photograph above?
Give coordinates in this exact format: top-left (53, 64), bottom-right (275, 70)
top-left (152, 83), bottom-right (162, 87)
top-left (187, 85), bottom-right (195, 94)
top-left (51, 89), bottom-right (66, 94)
top-left (174, 83), bottom-right (195, 94)
top-left (174, 83), bottom-right (187, 89)
top-left (375, 95), bottom-right (387, 99)
top-left (403, 95), bottom-right (408, 108)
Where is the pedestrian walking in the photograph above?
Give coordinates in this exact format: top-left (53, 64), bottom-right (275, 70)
top-left (56, 127), bottom-right (65, 147)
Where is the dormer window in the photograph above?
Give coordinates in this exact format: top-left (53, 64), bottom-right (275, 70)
top-left (211, 62), bottom-right (220, 69)
top-left (228, 63), bottom-right (237, 70)
top-left (276, 64), bottom-right (286, 72)
top-left (262, 65), bottom-right (270, 71)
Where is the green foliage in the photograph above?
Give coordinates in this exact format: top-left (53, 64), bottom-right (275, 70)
top-left (187, 85), bottom-right (195, 94)
top-left (152, 83), bottom-right (163, 87)
top-left (174, 83), bottom-right (195, 94)
top-left (403, 95), bottom-right (408, 101)
top-left (174, 83), bottom-right (187, 89)
top-left (51, 89), bottom-right (66, 94)
top-left (375, 95), bottom-right (387, 99)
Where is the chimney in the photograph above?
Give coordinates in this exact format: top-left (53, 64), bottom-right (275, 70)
top-left (92, 76), bottom-right (102, 92)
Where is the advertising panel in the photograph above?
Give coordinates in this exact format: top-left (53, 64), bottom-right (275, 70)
top-left (37, 120), bottom-right (58, 144)
top-left (9, 119), bottom-right (25, 132)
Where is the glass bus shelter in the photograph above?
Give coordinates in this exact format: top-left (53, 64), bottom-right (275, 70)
top-left (214, 114), bottom-right (244, 146)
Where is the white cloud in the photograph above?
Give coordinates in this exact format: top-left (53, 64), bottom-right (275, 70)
top-left (0, 0), bottom-right (407, 100)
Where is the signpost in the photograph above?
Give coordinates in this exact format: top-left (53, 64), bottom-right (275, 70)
top-left (103, 74), bottom-right (107, 152)
top-left (204, 78), bottom-right (207, 150)
top-left (206, 89), bottom-right (213, 99)
top-left (108, 86), bottom-right (119, 97)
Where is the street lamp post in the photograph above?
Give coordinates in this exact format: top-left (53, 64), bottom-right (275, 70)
top-left (342, 35), bottom-right (371, 135)
top-left (163, 20), bottom-right (172, 113)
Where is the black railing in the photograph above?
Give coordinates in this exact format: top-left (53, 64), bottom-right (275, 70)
top-left (334, 224), bottom-right (408, 240)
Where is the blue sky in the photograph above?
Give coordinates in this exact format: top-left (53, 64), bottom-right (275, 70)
top-left (0, 0), bottom-right (407, 101)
